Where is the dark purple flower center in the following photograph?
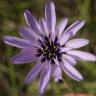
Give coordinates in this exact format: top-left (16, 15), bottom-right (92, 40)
top-left (36, 36), bottom-right (62, 64)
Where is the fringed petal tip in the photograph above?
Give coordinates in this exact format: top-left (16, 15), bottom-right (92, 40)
top-left (56, 79), bottom-right (63, 83)
top-left (24, 9), bottom-right (31, 21)
top-left (55, 78), bottom-right (63, 83)
top-left (53, 65), bottom-right (62, 82)
top-left (24, 9), bottom-right (30, 15)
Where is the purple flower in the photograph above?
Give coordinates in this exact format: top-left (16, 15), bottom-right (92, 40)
top-left (3, 1), bottom-right (96, 94)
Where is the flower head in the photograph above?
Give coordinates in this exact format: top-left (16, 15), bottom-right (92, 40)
top-left (3, 1), bottom-right (96, 94)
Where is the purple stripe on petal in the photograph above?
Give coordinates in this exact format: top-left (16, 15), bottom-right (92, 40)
top-left (59, 33), bottom-right (71, 45)
top-left (64, 20), bottom-right (85, 35)
top-left (24, 63), bottom-right (43, 84)
top-left (62, 54), bottom-right (77, 65)
top-left (66, 38), bottom-right (89, 49)
top-left (59, 21), bottom-right (85, 45)
top-left (19, 27), bottom-right (39, 40)
top-left (3, 36), bottom-right (31, 48)
top-left (38, 63), bottom-right (51, 94)
top-left (24, 9), bottom-right (42, 34)
top-left (39, 18), bottom-right (49, 36)
top-left (45, 1), bottom-right (56, 35)
top-left (11, 47), bottom-right (37, 64)
top-left (67, 50), bottom-right (96, 61)
top-left (53, 65), bottom-right (62, 82)
top-left (56, 18), bottom-right (68, 37)
top-left (60, 60), bottom-right (83, 81)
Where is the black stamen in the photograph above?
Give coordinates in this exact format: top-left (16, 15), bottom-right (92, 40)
top-left (41, 56), bottom-right (46, 63)
top-left (51, 59), bottom-right (55, 64)
top-left (57, 79), bottom-right (63, 83)
top-left (37, 36), bottom-right (62, 63)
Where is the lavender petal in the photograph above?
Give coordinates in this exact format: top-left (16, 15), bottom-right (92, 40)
top-left (56, 18), bottom-right (68, 37)
top-left (67, 50), bottom-right (96, 61)
top-left (24, 9), bottom-right (42, 33)
top-left (39, 18), bottom-right (49, 36)
top-left (24, 63), bottom-right (43, 84)
top-left (53, 65), bottom-right (62, 82)
top-left (62, 54), bottom-right (77, 65)
top-left (59, 20), bottom-right (85, 45)
top-left (66, 38), bottom-right (89, 49)
top-left (38, 63), bottom-right (51, 94)
top-left (45, 1), bottom-right (56, 35)
top-left (64, 20), bottom-right (85, 35)
top-left (59, 33), bottom-right (71, 45)
top-left (3, 36), bottom-right (31, 48)
top-left (11, 47), bottom-right (37, 64)
top-left (19, 27), bottom-right (39, 40)
top-left (60, 60), bottom-right (83, 81)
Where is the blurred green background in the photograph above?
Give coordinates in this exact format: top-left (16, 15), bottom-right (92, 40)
top-left (0, 0), bottom-right (96, 96)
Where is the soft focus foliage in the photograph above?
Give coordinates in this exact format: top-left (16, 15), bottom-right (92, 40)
top-left (0, 0), bottom-right (96, 96)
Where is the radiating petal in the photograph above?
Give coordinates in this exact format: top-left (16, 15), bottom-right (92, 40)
top-left (66, 39), bottom-right (89, 49)
top-left (64, 20), bottom-right (85, 35)
top-left (24, 9), bottom-right (41, 33)
top-left (39, 18), bottom-right (49, 36)
top-left (59, 20), bottom-right (85, 45)
top-left (60, 60), bottom-right (83, 81)
top-left (24, 63), bottom-right (43, 84)
top-left (67, 50), bottom-right (96, 61)
top-left (3, 36), bottom-right (31, 48)
top-left (62, 54), bottom-right (77, 65)
top-left (56, 18), bottom-right (68, 37)
top-left (59, 33), bottom-right (71, 45)
top-left (45, 1), bottom-right (56, 35)
top-left (19, 27), bottom-right (39, 40)
top-left (53, 57), bottom-right (60, 66)
top-left (38, 63), bottom-right (51, 93)
top-left (60, 47), bottom-right (71, 52)
top-left (11, 47), bottom-right (37, 64)
top-left (53, 65), bottom-right (62, 82)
